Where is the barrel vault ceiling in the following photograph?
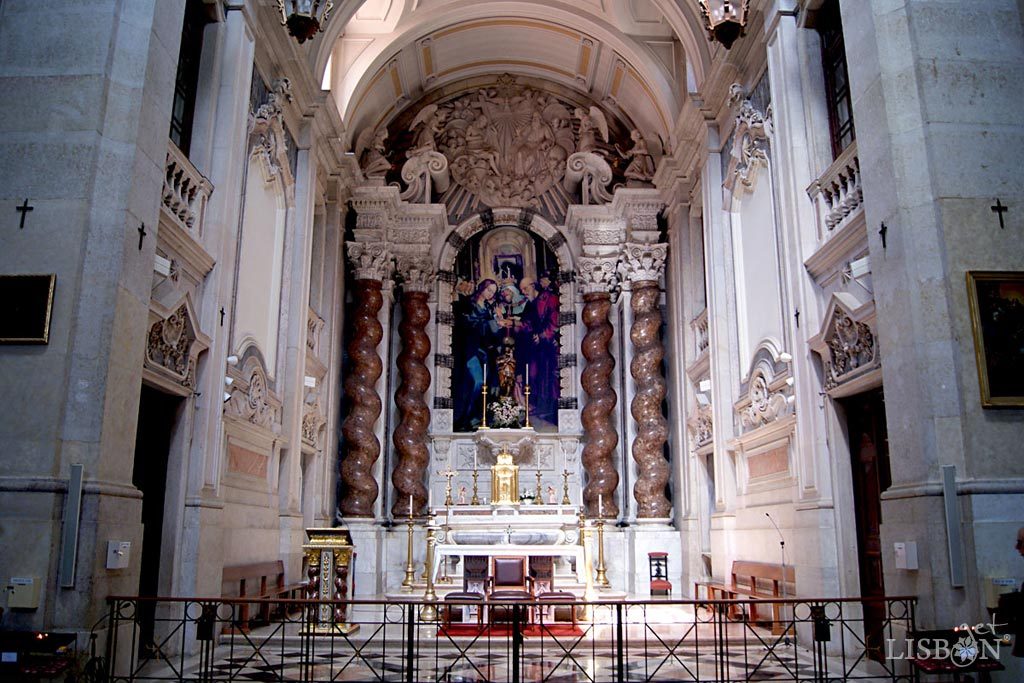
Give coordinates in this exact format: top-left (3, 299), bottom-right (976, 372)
top-left (313, 0), bottom-right (715, 152)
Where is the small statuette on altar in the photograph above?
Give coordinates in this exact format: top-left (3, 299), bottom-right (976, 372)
top-left (547, 485), bottom-right (557, 505)
top-left (458, 485), bottom-right (467, 505)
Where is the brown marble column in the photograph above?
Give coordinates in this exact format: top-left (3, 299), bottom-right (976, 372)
top-left (578, 258), bottom-right (619, 518)
top-left (391, 260), bottom-right (434, 518)
top-left (625, 243), bottom-right (670, 517)
top-left (340, 243), bottom-right (389, 517)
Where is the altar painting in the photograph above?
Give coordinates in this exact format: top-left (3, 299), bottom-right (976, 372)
top-left (452, 227), bottom-right (560, 432)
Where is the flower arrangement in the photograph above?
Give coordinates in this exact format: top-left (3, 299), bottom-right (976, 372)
top-left (489, 396), bottom-right (523, 428)
top-left (519, 489), bottom-right (536, 504)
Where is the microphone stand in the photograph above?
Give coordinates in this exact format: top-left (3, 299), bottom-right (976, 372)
top-left (765, 512), bottom-right (791, 645)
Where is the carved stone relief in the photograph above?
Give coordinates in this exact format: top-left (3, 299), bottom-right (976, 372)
top-left (456, 443), bottom-right (477, 470)
top-left (225, 358), bottom-right (282, 429)
top-left (248, 78), bottom-right (293, 184)
top-left (723, 83), bottom-right (771, 194)
top-left (823, 308), bottom-right (878, 390)
top-left (738, 362), bottom-right (792, 431)
top-left (301, 387), bottom-right (326, 449)
top-left (145, 302), bottom-right (204, 390)
top-left (427, 78), bottom-right (577, 209)
top-left (687, 404), bottom-right (714, 447)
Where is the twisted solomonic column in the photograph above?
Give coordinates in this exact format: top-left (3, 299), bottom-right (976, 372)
top-left (339, 243), bottom-right (390, 517)
top-left (623, 243), bottom-right (671, 518)
top-left (391, 257), bottom-right (434, 518)
top-left (578, 257), bottom-right (620, 519)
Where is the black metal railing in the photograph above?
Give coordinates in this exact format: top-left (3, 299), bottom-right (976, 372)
top-left (91, 595), bottom-right (918, 682)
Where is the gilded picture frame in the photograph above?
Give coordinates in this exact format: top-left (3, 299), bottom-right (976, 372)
top-left (966, 270), bottom-right (1024, 408)
top-left (0, 274), bottom-right (56, 345)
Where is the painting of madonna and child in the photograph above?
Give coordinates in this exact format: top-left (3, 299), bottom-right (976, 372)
top-left (452, 227), bottom-right (560, 433)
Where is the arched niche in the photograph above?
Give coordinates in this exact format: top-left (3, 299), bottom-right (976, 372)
top-left (432, 209), bottom-right (579, 435)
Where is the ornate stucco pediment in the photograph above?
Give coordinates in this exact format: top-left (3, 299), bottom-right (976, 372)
top-left (225, 355), bottom-right (282, 431)
top-left (735, 351), bottom-right (793, 433)
top-left (144, 296), bottom-right (210, 396)
top-left (810, 292), bottom-right (880, 395)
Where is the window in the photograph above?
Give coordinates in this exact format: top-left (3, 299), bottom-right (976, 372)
top-left (818, 0), bottom-right (855, 158)
top-left (169, 0), bottom-right (211, 155)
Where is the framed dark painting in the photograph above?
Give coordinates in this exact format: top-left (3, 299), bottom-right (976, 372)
top-left (0, 274), bottom-right (56, 344)
top-left (966, 271), bottom-right (1024, 407)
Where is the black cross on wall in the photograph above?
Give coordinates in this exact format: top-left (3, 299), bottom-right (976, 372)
top-left (991, 199), bottom-right (1008, 229)
top-left (15, 199), bottom-right (33, 229)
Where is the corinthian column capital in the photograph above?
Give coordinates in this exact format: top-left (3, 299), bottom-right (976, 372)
top-left (395, 254), bottom-right (435, 293)
top-left (621, 242), bottom-right (668, 283)
top-left (577, 256), bottom-right (619, 295)
top-left (346, 241), bottom-right (392, 281)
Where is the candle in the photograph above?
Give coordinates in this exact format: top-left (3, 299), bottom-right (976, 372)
top-left (483, 363), bottom-right (487, 386)
top-left (598, 494), bottom-right (603, 517)
top-left (409, 494), bottom-right (414, 516)
top-left (525, 363), bottom-right (529, 388)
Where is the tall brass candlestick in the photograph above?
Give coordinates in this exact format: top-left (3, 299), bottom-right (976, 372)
top-left (479, 382), bottom-right (489, 430)
top-left (471, 469), bottom-right (480, 505)
top-left (595, 517), bottom-right (610, 588)
top-left (420, 522), bottom-right (439, 622)
top-left (534, 470), bottom-right (543, 505)
top-left (524, 385), bottom-right (531, 429)
top-left (561, 469), bottom-right (571, 505)
top-left (401, 512), bottom-right (416, 591)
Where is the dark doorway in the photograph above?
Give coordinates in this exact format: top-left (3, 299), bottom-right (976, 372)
top-left (132, 385), bottom-right (183, 655)
top-left (841, 388), bottom-right (891, 661)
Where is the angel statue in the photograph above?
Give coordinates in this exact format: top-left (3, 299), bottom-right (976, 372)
top-left (618, 129), bottom-right (656, 184)
top-left (574, 106), bottom-right (609, 154)
top-left (354, 127), bottom-right (390, 177)
top-left (409, 104), bottom-right (445, 155)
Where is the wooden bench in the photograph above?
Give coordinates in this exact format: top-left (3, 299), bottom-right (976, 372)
top-left (221, 560), bottom-right (306, 631)
top-left (696, 560), bottom-right (795, 634)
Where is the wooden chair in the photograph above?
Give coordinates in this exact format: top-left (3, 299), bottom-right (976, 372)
top-left (443, 555), bottom-right (487, 627)
top-left (488, 557), bottom-right (534, 625)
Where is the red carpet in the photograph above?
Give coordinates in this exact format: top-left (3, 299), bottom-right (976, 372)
top-left (438, 623), bottom-right (585, 638)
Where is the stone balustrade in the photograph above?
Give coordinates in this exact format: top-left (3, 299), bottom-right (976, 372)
top-left (807, 141), bottom-right (862, 236)
top-left (163, 141), bottom-right (213, 237)
top-left (691, 308), bottom-right (709, 355)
